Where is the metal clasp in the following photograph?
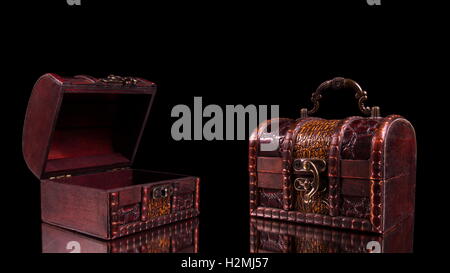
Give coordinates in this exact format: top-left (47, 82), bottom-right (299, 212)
top-left (152, 185), bottom-right (173, 199)
top-left (293, 158), bottom-right (327, 204)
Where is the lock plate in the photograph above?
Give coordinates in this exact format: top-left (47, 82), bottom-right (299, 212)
top-left (292, 158), bottom-right (329, 214)
top-left (292, 119), bottom-right (340, 214)
top-left (153, 185), bottom-right (173, 199)
top-left (147, 185), bottom-right (173, 218)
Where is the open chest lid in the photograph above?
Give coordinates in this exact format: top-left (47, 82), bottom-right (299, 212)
top-left (22, 73), bottom-right (156, 179)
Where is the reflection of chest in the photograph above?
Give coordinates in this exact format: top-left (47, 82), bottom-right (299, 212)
top-left (250, 217), bottom-right (413, 253)
top-left (41, 218), bottom-right (199, 253)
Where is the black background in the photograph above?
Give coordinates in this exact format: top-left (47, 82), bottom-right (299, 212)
top-left (4, 0), bottom-right (444, 269)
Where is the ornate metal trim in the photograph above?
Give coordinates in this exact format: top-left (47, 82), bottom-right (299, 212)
top-left (293, 158), bottom-right (326, 204)
top-left (98, 74), bottom-right (138, 86)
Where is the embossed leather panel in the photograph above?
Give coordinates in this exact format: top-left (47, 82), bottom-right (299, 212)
top-left (258, 119), bottom-right (295, 157)
top-left (259, 188), bottom-right (283, 209)
top-left (341, 119), bottom-right (379, 160)
top-left (174, 193), bottom-right (194, 211)
top-left (117, 203), bottom-right (141, 224)
top-left (294, 119), bottom-right (341, 160)
top-left (339, 195), bottom-right (370, 219)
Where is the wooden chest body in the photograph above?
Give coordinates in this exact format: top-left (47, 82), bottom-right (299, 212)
top-left (23, 74), bottom-right (200, 240)
top-left (249, 78), bottom-right (416, 234)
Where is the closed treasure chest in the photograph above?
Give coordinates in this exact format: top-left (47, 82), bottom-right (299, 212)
top-left (249, 77), bottom-right (416, 233)
top-left (23, 73), bottom-right (200, 240)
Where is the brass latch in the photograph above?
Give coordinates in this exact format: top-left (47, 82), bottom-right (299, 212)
top-left (292, 158), bottom-right (327, 204)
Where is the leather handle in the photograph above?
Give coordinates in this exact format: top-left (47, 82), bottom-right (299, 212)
top-left (304, 77), bottom-right (379, 117)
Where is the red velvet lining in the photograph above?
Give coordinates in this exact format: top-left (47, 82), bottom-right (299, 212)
top-left (48, 128), bottom-right (113, 160)
top-left (44, 92), bottom-right (152, 176)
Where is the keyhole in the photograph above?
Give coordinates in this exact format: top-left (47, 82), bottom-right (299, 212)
top-left (161, 188), bottom-right (167, 197)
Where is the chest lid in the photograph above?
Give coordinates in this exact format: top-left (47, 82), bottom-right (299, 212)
top-left (23, 73), bottom-right (156, 179)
